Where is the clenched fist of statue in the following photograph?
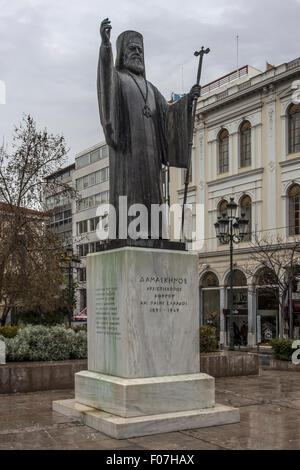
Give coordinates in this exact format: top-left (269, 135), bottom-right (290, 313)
top-left (100, 18), bottom-right (112, 46)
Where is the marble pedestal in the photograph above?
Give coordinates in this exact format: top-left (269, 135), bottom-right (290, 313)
top-left (53, 247), bottom-right (239, 438)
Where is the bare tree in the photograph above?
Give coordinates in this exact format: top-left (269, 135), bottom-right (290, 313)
top-left (0, 114), bottom-right (77, 325)
top-left (245, 234), bottom-right (300, 338)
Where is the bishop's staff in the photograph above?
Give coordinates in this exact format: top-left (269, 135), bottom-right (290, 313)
top-left (181, 46), bottom-right (210, 241)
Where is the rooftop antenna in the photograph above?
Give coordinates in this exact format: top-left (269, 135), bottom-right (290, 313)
top-left (236, 34), bottom-right (239, 77)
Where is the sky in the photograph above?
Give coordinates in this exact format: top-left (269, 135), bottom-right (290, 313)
top-left (1, 0), bottom-right (300, 164)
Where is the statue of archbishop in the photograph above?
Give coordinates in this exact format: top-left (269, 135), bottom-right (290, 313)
top-left (97, 18), bottom-right (200, 238)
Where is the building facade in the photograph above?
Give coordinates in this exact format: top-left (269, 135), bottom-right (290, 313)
top-left (170, 58), bottom-right (300, 347)
top-left (72, 142), bottom-right (110, 314)
top-left (45, 163), bottom-right (75, 248)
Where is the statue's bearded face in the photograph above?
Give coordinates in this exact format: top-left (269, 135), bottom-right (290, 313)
top-left (123, 42), bottom-right (144, 75)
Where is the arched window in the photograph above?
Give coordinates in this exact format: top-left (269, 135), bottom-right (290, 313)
top-left (226, 269), bottom-right (247, 288)
top-left (240, 121), bottom-right (251, 168)
top-left (200, 272), bottom-right (220, 337)
top-left (240, 195), bottom-right (252, 242)
top-left (202, 272), bottom-right (219, 288)
top-left (218, 199), bottom-right (228, 216)
top-left (256, 267), bottom-right (277, 287)
top-left (288, 104), bottom-right (300, 154)
top-left (218, 129), bottom-right (229, 174)
top-left (288, 184), bottom-right (300, 235)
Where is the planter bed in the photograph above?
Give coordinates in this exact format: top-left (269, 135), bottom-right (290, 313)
top-left (0, 360), bottom-right (87, 394)
top-left (0, 353), bottom-right (259, 394)
top-left (200, 352), bottom-right (259, 378)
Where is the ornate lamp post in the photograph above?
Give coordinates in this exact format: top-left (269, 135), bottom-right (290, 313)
top-left (214, 198), bottom-right (249, 351)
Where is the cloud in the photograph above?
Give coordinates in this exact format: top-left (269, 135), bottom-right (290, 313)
top-left (0, 0), bottom-right (300, 161)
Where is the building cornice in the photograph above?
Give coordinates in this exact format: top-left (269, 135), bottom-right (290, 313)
top-left (204, 102), bottom-right (263, 130)
top-left (198, 240), bottom-right (300, 259)
top-left (279, 156), bottom-right (300, 168)
top-left (197, 64), bottom-right (300, 116)
top-left (207, 168), bottom-right (264, 187)
top-left (177, 185), bottom-right (197, 196)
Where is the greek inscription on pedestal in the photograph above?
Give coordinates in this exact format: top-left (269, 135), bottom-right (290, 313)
top-left (95, 287), bottom-right (121, 339)
top-left (138, 275), bottom-right (189, 314)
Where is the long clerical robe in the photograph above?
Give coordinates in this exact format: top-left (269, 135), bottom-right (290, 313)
top-left (97, 42), bottom-right (192, 229)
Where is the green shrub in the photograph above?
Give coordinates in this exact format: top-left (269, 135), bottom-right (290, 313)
top-left (69, 330), bottom-right (88, 359)
top-left (4, 325), bottom-right (87, 362)
top-left (270, 338), bottom-right (293, 362)
top-left (200, 326), bottom-right (217, 353)
top-left (0, 326), bottom-right (21, 338)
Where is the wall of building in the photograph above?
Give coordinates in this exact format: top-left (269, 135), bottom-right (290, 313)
top-left (72, 141), bottom-right (109, 314)
top-left (170, 57), bottom-right (300, 347)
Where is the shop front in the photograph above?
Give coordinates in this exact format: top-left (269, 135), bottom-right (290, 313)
top-left (200, 272), bottom-right (220, 340)
top-left (224, 270), bottom-right (248, 346)
top-left (255, 268), bottom-right (279, 344)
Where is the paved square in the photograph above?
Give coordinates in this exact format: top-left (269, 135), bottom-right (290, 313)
top-left (1, 370), bottom-right (300, 450)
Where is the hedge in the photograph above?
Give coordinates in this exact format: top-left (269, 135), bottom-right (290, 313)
top-left (200, 326), bottom-right (218, 353)
top-left (270, 338), bottom-right (294, 362)
top-left (0, 325), bottom-right (87, 362)
top-left (0, 326), bottom-right (22, 338)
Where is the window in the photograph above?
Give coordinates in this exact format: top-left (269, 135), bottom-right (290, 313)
top-left (77, 220), bottom-right (88, 235)
top-left (218, 129), bottom-right (229, 174)
top-left (230, 270), bottom-right (247, 287)
top-left (83, 176), bottom-right (89, 188)
top-left (50, 210), bottom-right (72, 229)
top-left (78, 244), bottom-right (89, 257)
top-left (76, 167), bottom-right (109, 192)
top-left (100, 167), bottom-right (109, 183)
top-left (76, 191), bottom-right (109, 212)
top-left (89, 173), bottom-right (96, 186)
top-left (201, 272), bottom-right (220, 338)
top-left (288, 104), bottom-right (300, 154)
top-left (202, 272), bottom-right (219, 288)
top-left (76, 178), bottom-right (83, 190)
top-left (90, 149), bottom-right (100, 163)
top-left (289, 184), bottom-right (300, 235)
top-left (240, 195), bottom-right (252, 242)
top-left (76, 153), bottom-right (90, 169)
top-left (77, 268), bottom-right (86, 282)
top-left (240, 121), bottom-right (251, 168)
top-left (88, 195), bottom-right (95, 208)
top-left (218, 199), bottom-right (228, 216)
top-left (101, 146), bottom-right (108, 159)
top-left (89, 217), bottom-right (100, 232)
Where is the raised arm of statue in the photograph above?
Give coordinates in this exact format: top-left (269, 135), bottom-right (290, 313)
top-left (97, 18), bottom-right (117, 148)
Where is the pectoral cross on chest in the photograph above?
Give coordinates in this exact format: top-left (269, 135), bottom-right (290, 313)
top-left (129, 72), bottom-right (152, 118)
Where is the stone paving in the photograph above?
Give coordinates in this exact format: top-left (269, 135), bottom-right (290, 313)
top-left (1, 369), bottom-right (300, 450)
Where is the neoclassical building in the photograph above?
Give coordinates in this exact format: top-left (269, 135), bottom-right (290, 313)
top-left (170, 58), bottom-right (300, 347)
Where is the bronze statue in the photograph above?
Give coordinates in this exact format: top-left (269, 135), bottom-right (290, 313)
top-left (97, 18), bottom-right (200, 239)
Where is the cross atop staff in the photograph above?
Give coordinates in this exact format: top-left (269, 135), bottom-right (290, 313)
top-left (181, 46), bottom-right (210, 241)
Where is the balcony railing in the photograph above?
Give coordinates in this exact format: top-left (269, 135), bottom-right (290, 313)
top-left (202, 66), bottom-right (248, 96)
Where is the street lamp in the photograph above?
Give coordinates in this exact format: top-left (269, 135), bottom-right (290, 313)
top-left (214, 198), bottom-right (249, 351)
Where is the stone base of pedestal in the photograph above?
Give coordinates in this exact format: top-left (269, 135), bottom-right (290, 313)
top-left (75, 371), bottom-right (215, 418)
top-left (53, 399), bottom-right (240, 440)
